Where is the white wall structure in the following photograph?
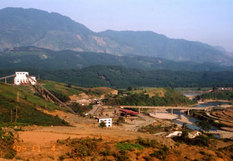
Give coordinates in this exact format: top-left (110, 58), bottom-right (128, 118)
top-left (166, 131), bottom-right (182, 138)
top-left (14, 72), bottom-right (37, 85)
top-left (98, 118), bottom-right (112, 127)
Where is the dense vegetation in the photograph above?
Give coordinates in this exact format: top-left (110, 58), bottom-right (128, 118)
top-left (1, 65), bottom-right (233, 88)
top-left (104, 88), bottom-right (196, 106)
top-left (1, 47), bottom-right (231, 71)
top-left (196, 90), bottom-right (233, 100)
top-left (0, 83), bottom-right (68, 126)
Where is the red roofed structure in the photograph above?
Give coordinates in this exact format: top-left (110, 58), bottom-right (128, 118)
top-left (120, 109), bottom-right (139, 116)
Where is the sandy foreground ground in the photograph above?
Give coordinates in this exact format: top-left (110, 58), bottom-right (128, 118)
top-left (10, 111), bottom-right (174, 161)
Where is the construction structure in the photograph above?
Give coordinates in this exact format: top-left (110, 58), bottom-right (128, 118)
top-left (14, 72), bottom-right (37, 85)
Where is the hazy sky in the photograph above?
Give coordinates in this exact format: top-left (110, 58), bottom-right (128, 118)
top-left (1, 0), bottom-right (233, 52)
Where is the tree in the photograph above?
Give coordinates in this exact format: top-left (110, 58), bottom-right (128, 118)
top-left (99, 121), bottom-right (106, 128)
top-left (67, 83), bottom-right (72, 88)
top-left (182, 123), bottom-right (187, 130)
top-left (116, 117), bottom-right (125, 125)
top-left (195, 120), bottom-right (211, 131)
top-left (127, 86), bottom-right (132, 91)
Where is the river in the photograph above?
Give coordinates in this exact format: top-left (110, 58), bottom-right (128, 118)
top-left (170, 101), bottom-right (230, 134)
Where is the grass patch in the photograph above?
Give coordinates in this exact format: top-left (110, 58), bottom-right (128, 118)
top-left (42, 80), bottom-right (83, 97)
top-left (115, 142), bottom-right (144, 151)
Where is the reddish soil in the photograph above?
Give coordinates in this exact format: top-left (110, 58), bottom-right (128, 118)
top-left (11, 108), bottom-right (233, 161)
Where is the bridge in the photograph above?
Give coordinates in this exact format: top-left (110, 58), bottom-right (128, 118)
top-left (0, 74), bottom-right (16, 83)
top-left (120, 105), bottom-right (214, 115)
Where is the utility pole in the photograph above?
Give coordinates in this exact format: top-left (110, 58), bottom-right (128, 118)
top-left (15, 91), bottom-right (19, 123)
top-left (10, 109), bottom-right (13, 122)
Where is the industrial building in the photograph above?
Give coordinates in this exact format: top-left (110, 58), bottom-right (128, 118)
top-left (14, 72), bottom-right (37, 85)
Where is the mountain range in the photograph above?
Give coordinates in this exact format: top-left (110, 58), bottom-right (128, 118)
top-left (0, 7), bottom-right (233, 66)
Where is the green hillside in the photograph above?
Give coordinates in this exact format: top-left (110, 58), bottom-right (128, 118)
top-left (0, 83), bottom-right (68, 126)
top-left (41, 80), bottom-right (117, 99)
top-left (103, 88), bottom-right (195, 106)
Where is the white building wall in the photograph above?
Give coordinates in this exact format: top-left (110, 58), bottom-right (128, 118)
top-left (99, 118), bottom-right (112, 127)
top-left (14, 72), bottom-right (37, 85)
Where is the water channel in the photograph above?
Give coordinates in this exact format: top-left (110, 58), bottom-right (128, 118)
top-left (171, 94), bottom-right (230, 132)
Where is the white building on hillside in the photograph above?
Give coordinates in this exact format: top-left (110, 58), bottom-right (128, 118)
top-left (98, 118), bottom-right (112, 127)
top-left (14, 72), bottom-right (37, 85)
top-left (166, 131), bottom-right (182, 138)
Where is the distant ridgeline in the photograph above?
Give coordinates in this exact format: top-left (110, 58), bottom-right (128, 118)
top-left (1, 65), bottom-right (233, 88)
top-left (1, 7), bottom-right (233, 66)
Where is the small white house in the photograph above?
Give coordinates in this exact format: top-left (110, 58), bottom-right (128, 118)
top-left (98, 118), bottom-right (112, 127)
top-left (166, 131), bottom-right (182, 138)
top-left (14, 72), bottom-right (37, 85)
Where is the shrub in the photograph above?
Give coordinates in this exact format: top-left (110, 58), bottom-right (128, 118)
top-left (0, 129), bottom-right (16, 159)
top-left (150, 145), bottom-right (169, 161)
top-left (69, 103), bottom-right (92, 115)
top-left (68, 138), bottom-right (99, 158)
top-left (113, 151), bottom-right (129, 161)
top-left (136, 137), bottom-right (158, 148)
top-left (99, 121), bottom-right (106, 128)
top-left (116, 117), bottom-right (125, 124)
top-left (173, 133), bottom-right (210, 147)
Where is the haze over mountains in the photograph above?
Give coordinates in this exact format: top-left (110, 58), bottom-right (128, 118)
top-left (1, 7), bottom-right (233, 67)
